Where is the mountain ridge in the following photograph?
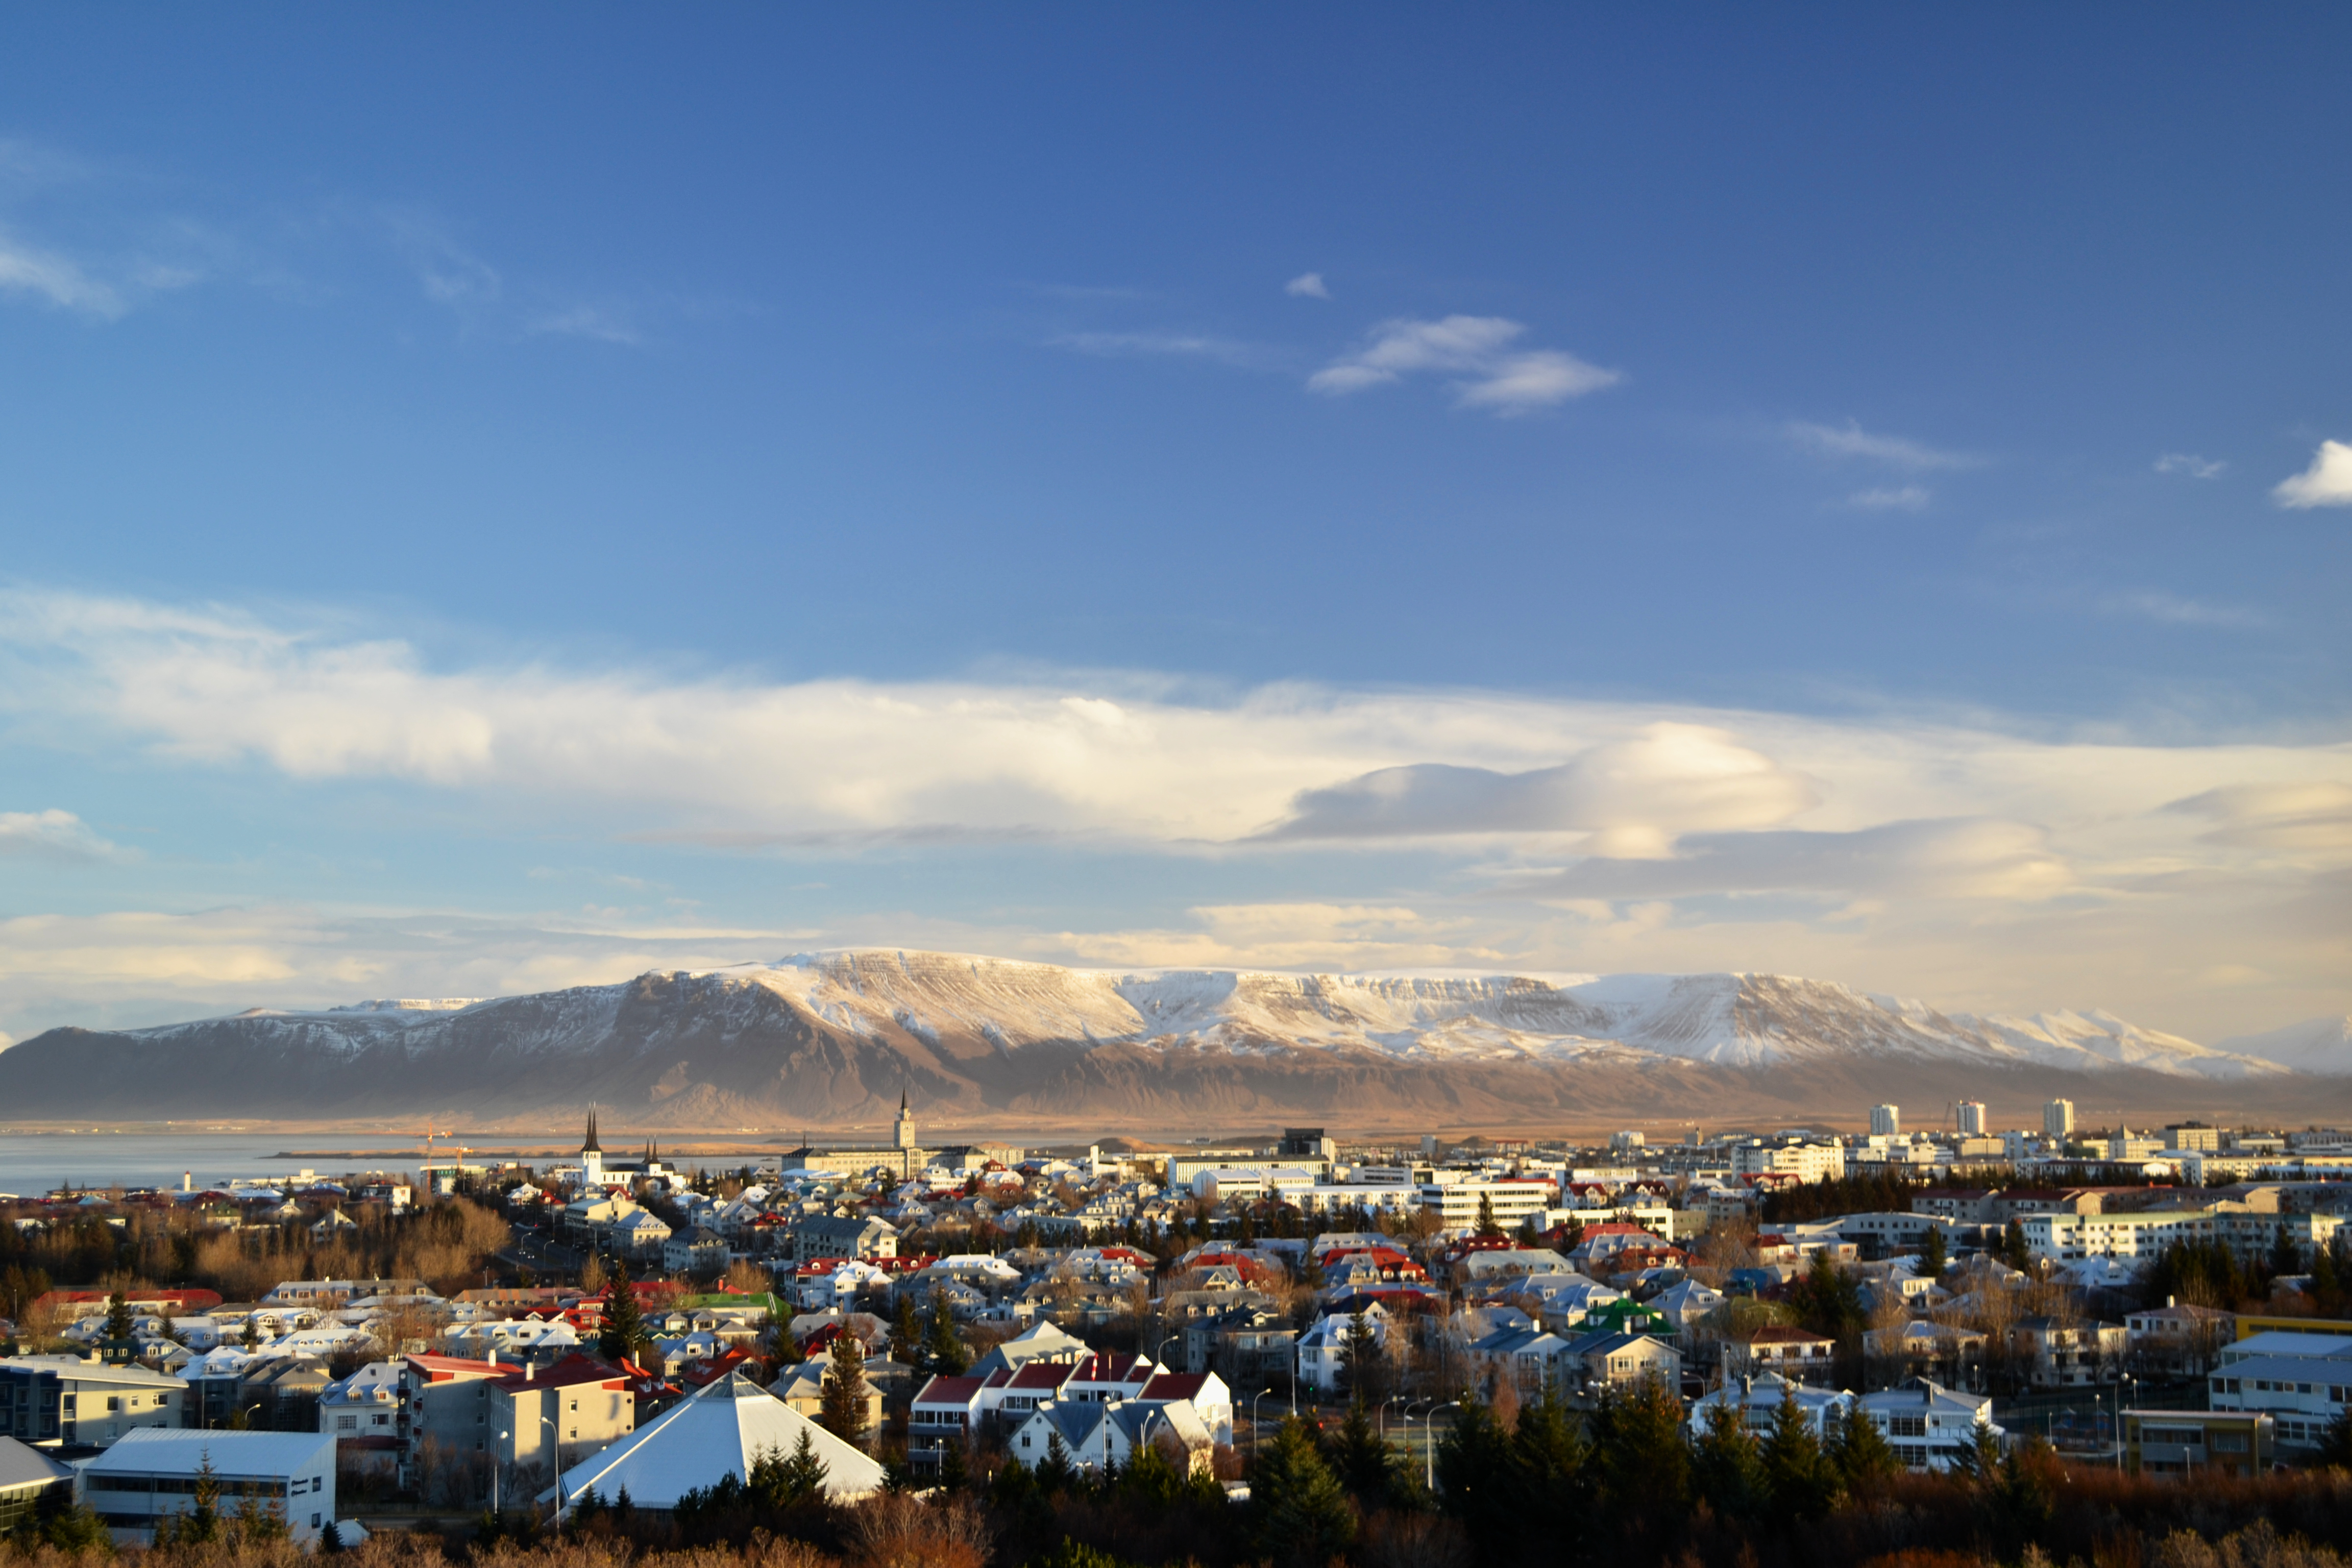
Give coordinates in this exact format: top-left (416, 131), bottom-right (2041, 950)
top-left (1, 950), bottom-right (2342, 1131)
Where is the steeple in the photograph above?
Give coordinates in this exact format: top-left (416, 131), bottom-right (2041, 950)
top-left (893, 1085), bottom-right (916, 1151)
top-left (582, 1111), bottom-right (601, 1153)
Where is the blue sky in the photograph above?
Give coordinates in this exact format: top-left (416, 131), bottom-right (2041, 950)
top-left (0, 8), bottom-right (2345, 1045)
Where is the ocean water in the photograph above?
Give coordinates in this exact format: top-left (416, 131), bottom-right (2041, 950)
top-left (0, 1133), bottom-right (456, 1197)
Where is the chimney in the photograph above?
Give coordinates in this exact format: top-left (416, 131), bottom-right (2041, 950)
top-left (2167, 1295), bottom-right (2176, 1309)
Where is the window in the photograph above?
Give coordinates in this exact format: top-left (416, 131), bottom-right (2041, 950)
top-left (2212, 1433), bottom-right (2248, 1454)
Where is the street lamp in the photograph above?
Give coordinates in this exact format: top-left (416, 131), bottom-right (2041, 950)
top-left (541, 1414), bottom-right (564, 1520)
top-left (1250, 1388), bottom-right (1278, 1456)
top-left (1425, 1401), bottom-right (1460, 1492)
top-left (1380, 1393), bottom-right (1407, 1437)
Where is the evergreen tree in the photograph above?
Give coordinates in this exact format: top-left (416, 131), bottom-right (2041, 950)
top-left (240, 1315), bottom-right (260, 1350)
top-left (1560, 1214), bottom-right (1585, 1257)
top-left (104, 1288), bottom-right (135, 1343)
top-left (924, 1289), bottom-right (970, 1375)
top-left (1036, 1430), bottom-right (1077, 1493)
top-left (1918, 1224), bottom-right (1948, 1278)
top-left (2316, 1404), bottom-right (2352, 1470)
top-left (181, 1450), bottom-right (223, 1544)
top-left (598, 1260), bottom-right (647, 1362)
top-left (893, 1292), bottom-right (922, 1362)
top-left (748, 1430), bottom-right (829, 1507)
top-left (2002, 1220), bottom-right (2031, 1271)
top-left (2270, 1222), bottom-right (2305, 1278)
top-left (1952, 1415), bottom-right (2003, 1481)
top-left (1506, 1394), bottom-right (1592, 1523)
top-left (1337, 1310), bottom-right (1382, 1403)
top-left (819, 1331), bottom-right (872, 1449)
top-left (1433, 1395), bottom-right (1515, 1525)
top-left (1475, 1192), bottom-right (1503, 1238)
top-left (938, 1433), bottom-right (970, 1491)
top-left (1760, 1384), bottom-right (1842, 1523)
top-left (1589, 1379), bottom-right (1692, 1524)
top-left (1250, 1416), bottom-right (1356, 1568)
top-left (1830, 1400), bottom-right (1901, 1487)
top-left (1691, 1399), bottom-right (1767, 1521)
top-left (1321, 1401), bottom-right (1402, 1509)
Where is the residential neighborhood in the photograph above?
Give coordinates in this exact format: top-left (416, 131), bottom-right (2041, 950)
top-left (4, 1107), bottom-right (2352, 1559)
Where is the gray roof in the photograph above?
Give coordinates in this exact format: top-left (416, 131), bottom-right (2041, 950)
top-left (83, 1428), bottom-right (333, 1478)
top-left (0, 1436), bottom-right (75, 1496)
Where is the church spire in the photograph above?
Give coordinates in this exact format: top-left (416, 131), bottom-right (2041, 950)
top-left (582, 1110), bottom-right (601, 1153)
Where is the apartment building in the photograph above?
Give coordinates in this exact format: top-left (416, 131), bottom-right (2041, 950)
top-left (0, 1356), bottom-right (186, 1449)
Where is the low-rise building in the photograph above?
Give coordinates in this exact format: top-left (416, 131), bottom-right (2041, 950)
top-left (2125, 1302), bottom-right (2234, 1376)
top-left (1852, 1380), bottom-right (2000, 1472)
top-left (2122, 1409), bottom-right (2272, 1477)
top-left (1722, 1327), bottom-right (1837, 1385)
top-left (664, 1228), bottom-right (729, 1276)
top-left (1561, 1329), bottom-right (1680, 1396)
top-left (2009, 1317), bottom-right (2125, 1388)
top-left (794, 1216), bottom-right (899, 1267)
top-left (906, 1375), bottom-right (987, 1475)
top-left (82, 1428), bottom-right (336, 1543)
top-left (2206, 1353), bottom-right (2352, 1454)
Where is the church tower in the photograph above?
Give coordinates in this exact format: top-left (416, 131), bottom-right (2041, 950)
top-left (581, 1111), bottom-right (605, 1186)
top-left (893, 1088), bottom-right (916, 1150)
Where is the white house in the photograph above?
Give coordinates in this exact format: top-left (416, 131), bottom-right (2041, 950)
top-left (1853, 1379), bottom-right (2003, 1472)
top-left (1296, 1304), bottom-right (1388, 1394)
top-left (1005, 1399), bottom-right (1214, 1476)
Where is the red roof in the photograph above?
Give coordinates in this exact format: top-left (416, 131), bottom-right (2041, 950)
top-left (1137, 1371), bottom-right (1214, 1402)
top-left (913, 1375), bottom-right (986, 1407)
top-left (489, 1353), bottom-right (631, 1392)
top-left (1006, 1361), bottom-right (1078, 1390)
top-left (404, 1353), bottom-right (507, 1380)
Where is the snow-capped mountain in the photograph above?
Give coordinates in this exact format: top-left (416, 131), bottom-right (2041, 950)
top-left (2213, 1016), bottom-right (2352, 1075)
top-left (0, 949), bottom-right (2317, 1126)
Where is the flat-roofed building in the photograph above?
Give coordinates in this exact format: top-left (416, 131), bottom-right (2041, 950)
top-left (2122, 1409), bottom-right (2271, 1477)
top-left (81, 1428), bottom-right (335, 1543)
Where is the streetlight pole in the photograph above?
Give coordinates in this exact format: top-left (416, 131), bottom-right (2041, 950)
top-left (1251, 1388), bottom-right (1275, 1456)
top-left (495, 1429), bottom-right (509, 1515)
top-left (1427, 1401), bottom-right (1460, 1493)
top-left (542, 1414), bottom-right (563, 1521)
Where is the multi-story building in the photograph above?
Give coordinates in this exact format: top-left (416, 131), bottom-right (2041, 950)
top-left (1732, 1142), bottom-right (1846, 1183)
top-left (2123, 1409), bottom-right (2271, 1477)
top-left (1955, 1102), bottom-right (1988, 1137)
top-left (2124, 1303), bottom-right (2234, 1376)
top-left (1852, 1380), bottom-right (2001, 1472)
top-left (1413, 1176), bottom-right (1554, 1230)
top-left (794, 1216), bottom-right (899, 1266)
top-left (2019, 1209), bottom-right (2217, 1262)
top-left (1723, 1327), bottom-right (1840, 1385)
top-left (2166, 1122), bottom-right (2223, 1153)
top-left (1870, 1105), bottom-right (1901, 1138)
top-left (0, 1355), bottom-right (186, 1448)
top-left (395, 1351), bottom-right (634, 1490)
top-left (2008, 1316), bottom-right (2126, 1388)
top-left (2044, 1099), bottom-right (2076, 1138)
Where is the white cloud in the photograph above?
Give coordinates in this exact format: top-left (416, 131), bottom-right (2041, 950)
top-left (0, 231), bottom-right (127, 318)
top-left (1524, 817), bottom-right (2076, 902)
top-left (1285, 272), bottom-right (1330, 299)
top-left (1261, 724), bottom-right (1818, 855)
top-left (3, 586), bottom-right (2349, 1040)
top-left (0, 809), bottom-right (128, 863)
top-left (380, 207), bottom-right (501, 312)
top-left (1786, 420), bottom-right (1977, 471)
top-left (2156, 452), bottom-right (2225, 480)
top-left (2166, 782), bottom-right (2352, 855)
top-left (1848, 486), bottom-right (1929, 511)
top-left (527, 305), bottom-right (641, 346)
top-left (2272, 439), bottom-right (2352, 509)
top-left (2099, 590), bottom-right (2265, 630)
top-left (1309, 315), bottom-right (1621, 413)
top-left (1048, 330), bottom-right (1261, 367)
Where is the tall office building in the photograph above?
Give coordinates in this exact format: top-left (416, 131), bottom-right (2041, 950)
top-left (1956, 1100), bottom-right (1988, 1137)
top-left (2044, 1098), bottom-right (2076, 1138)
top-left (1869, 1104), bottom-right (1901, 1137)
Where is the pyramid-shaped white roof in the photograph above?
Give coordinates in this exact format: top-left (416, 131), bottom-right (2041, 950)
top-left (550, 1371), bottom-right (883, 1509)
